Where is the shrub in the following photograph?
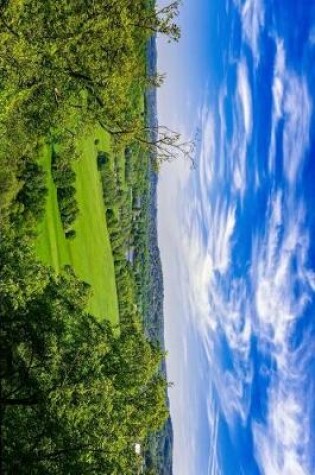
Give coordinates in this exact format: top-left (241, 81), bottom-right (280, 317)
top-left (97, 151), bottom-right (110, 170)
top-left (65, 229), bottom-right (76, 240)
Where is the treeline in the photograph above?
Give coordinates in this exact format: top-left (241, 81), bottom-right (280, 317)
top-left (98, 129), bottom-right (170, 475)
top-left (52, 149), bottom-right (79, 239)
top-left (97, 140), bottom-right (153, 324)
top-left (98, 148), bottom-right (135, 322)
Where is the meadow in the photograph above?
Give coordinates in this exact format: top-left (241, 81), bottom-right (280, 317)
top-left (36, 130), bottom-right (119, 323)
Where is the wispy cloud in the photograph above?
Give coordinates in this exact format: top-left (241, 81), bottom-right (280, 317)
top-left (158, 8), bottom-right (314, 473)
top-left (180, 106), bottom-right (253, 425)
top-left (230, 59), bottom-right (253, 195)
top-left (234, 0), bottom-right (265, 63)
top-left (173, 47), bottom-right (313, 471)
top-left (237, 61), bottom-right (253, 139)
top-left (249, 43), bottom-right (313, 472)
top-left (272, 40), bottom-right (286, 120)
top-left (269, 39), bottom-right (312, 181)
top-left (268, 39), bottom-right (285, 173)
top-left (207, 399), bottom-right (221, 475)
top-left (198, 106), bottom-right (216, 219)
top-left (282, 75), bottom-right (312, 184)
top-left (252, 191), bottom-right (314, 475)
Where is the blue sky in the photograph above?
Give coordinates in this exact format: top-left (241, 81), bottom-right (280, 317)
top-left (157, 1), bottom-right (315, 474)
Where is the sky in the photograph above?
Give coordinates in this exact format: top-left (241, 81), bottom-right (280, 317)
top-left (157, 1), bottom-right (315, 474)
top-left (157, 1), bottom-right (215, 473)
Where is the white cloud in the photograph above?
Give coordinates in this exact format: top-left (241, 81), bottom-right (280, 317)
top-left (238, 0), bottom-right (265, 63)
top-left (228, 60), bottom-right (253, 195)
top-left (272, 40), bottom-right (286, 119)
top-left (198, 107), bottom-right (216, 221)
top-left (217, 66), bottom-right (252, 197)
top-left (269, 39), bottom-right (286, 173)
top-left (180, 141), bottom-right (253, 427)
top-left (269, 39), bottom-right (312, 181)
top-left (173, 60), bottom-right (313, 470)
top-left (283, 75), bottom-right (312, 184)
top-left (237, 61), bottom-right (253, 139)
top-left (207, 398), bottom-right (220, 475)
top-left (251, 191), bottom-right (314, 475)
top-left (211, 200), bottom-right (236, 273)
top-left (218, 87), bottom-right (228, 181)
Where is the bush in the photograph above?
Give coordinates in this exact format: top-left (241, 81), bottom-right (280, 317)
top-left (97, 151), bottom-right (110, 170)
top-left (65, 229), bottom-right (76, 240)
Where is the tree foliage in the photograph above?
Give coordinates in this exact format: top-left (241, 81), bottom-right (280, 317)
top-left (0, 230), bottom-right (169, 473)
top-left (0, 1), bottom-right (181, 155)
top-left (0, 0), bottom-right (186, 176)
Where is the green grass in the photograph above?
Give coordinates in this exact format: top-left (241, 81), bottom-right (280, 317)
top-left (36, 129), bottom-right (119, 324)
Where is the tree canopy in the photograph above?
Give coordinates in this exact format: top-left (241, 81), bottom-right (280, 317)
top-left (0, 230), bottom-right (169, 473)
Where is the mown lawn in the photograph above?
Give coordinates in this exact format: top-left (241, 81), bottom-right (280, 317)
top-left (36, 129), bottom-right (119, 324)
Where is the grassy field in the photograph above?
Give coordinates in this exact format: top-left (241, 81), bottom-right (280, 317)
top-left (36, 129), bottom-right (119, 324)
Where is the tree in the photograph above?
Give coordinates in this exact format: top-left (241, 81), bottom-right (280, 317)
top-left (130, 1), bottom-right (182, 42)
top-left (103, 122), bottom-right (196, 169)
top-left (0, 0), bottom-right (183, 173)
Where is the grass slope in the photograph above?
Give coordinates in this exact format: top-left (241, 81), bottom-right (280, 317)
top-left (36, 130), bottom-right (119, 324)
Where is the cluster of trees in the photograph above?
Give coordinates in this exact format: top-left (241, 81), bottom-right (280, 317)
top-left (52, 151), bottom-right (78, 239)
top-left (14, 161), bottom-right (48, 225)
top-left (98, 140), bottom-right (158, 333)
top-left (97, 141), bottom-right (152, 327)
top-left (0, 142), bottom-right (168, 472)
top-left (0, 0), bottom-right (192, 237)
top-left (0, 229), bottom-right (169, 473)
top-left (0, 164), bottom-right (20, 227)
top-left (0, 159), bottom-right (48, 233)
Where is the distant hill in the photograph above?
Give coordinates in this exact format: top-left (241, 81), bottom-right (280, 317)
top-left (144, 34), bottom-right (174, 475)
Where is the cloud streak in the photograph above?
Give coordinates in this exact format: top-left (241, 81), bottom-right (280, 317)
top-left (234, 0), bottom-right (265, 63)
top-left (237, 61), bottom-right (253, 139)
top-left (269, 39), bottom-right (312, 181)
top-left (232, 60), bottom-right (252, 194)
top-left (252, 192), bottom-right (315, 475)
